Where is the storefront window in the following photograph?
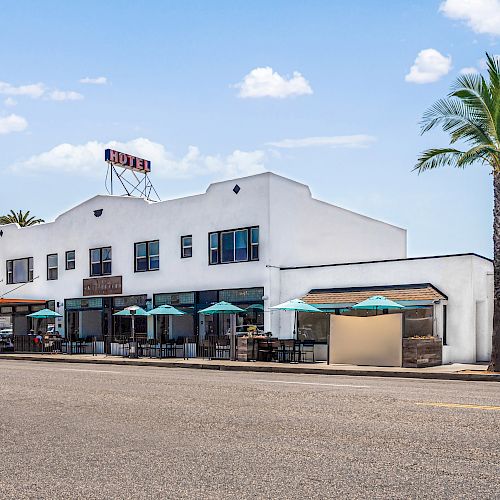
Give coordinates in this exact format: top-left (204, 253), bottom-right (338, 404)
top-left (404, 307), bottom-right (434, 337)
top-left (297, 312), bottom-right (329, 343)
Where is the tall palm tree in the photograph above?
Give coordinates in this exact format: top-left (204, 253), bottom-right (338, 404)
top-left (415, 53), bottom-right (500, 371)
top-left (0, 210), bottom-right (45, 227)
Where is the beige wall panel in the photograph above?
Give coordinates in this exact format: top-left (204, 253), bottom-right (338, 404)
top-left (329, 314), bottom-right (402, 367)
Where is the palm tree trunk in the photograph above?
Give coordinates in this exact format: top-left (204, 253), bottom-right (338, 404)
top-left (489, 172), bottom-right (500, 371)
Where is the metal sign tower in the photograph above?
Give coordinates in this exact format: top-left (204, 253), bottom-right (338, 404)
top-left (104, 149), bottom-right (161, 202)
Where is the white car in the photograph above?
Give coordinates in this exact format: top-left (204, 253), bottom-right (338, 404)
top-left (0, 328), bottom-right (13, 338)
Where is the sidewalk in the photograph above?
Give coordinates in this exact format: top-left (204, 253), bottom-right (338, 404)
top-left (0, 353), bottom-right (497, 381)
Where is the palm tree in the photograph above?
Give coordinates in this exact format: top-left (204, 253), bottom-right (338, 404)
top-left (415, 53), bottom-right (500, 372)
top-left (0, 210), bottom-right (45, 227)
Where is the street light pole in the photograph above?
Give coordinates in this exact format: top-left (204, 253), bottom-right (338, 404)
top-left (130, 309), bottom-right (136, 343)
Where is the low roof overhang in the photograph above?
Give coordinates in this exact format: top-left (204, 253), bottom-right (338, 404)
top-left (301, 283), bottom-right (447, 311)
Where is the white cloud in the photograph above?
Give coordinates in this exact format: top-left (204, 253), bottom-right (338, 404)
top-left (459, 66), bottom-right (479, 74)
top-left (0, 114), bottom-right (28, 134)
top-left (266, 135), bottom-right (376, 149)
top-left (0, 80), bottom-right (84, 102)
top-left (4, 97), bottom-right (17, 107)
top-left (405, 49), bottom-right (452, 84)
top-left (9, 138), bottom-right (267, 179)
top-left (80, 76), bottom-right (107, 85)
top-left (0, 81), bottom-right (45, 98)
top-left (234, 67), bottom-right (313, 98)
top-left (47, 90), bottom-right (84, 101)
top-left (440, 0), bottom-right (500, 36)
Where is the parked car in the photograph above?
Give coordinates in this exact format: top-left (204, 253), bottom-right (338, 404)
top-left (0, 328), bottom-right (13, 338)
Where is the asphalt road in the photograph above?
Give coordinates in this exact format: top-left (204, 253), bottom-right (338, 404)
top-left (0, 361), bottom-right (499, 500)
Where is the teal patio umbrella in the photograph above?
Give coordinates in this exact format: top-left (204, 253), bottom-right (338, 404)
top-left (27, 308), bottom-right (62, 319)
top-left (27, 309), bottom-right (62, 335)
top-left (352, 295), bottom-right (405, 315)
top-left (113, 306), bottom-right (149, 344)
top-left (246, 304), bottom-right (264, 311)
top-left (148, 304), bottom-right (186, 343)
top-left (199, 301), bottom-right (244, 360)
top-left (198, 301), bottom-right (244, 315)
top-left (271, 299), bottom-right (323, 339)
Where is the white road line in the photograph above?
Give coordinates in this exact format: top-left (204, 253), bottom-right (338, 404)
top-left (253, 379), bottom-right (369, 388)
top-left (58, 368), bottom-right (125, 374)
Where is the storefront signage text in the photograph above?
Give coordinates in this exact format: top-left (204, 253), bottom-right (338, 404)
top-left (83, 276), bottom-right (123, 296)
top-left (105, 149), bottom-right (151, 173)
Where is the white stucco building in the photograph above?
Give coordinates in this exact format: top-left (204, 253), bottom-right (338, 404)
top-left (0, 172), bottom-right (493, 364)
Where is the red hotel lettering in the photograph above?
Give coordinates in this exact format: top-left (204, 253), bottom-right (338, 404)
top-left (105, 149), bottom-right (151, 173)
top-left (108, 149), bottom-right (119, 162)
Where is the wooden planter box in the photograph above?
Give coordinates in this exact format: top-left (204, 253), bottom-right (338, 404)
top-left (237, 337), bottom-right (257, 361)
top-left (402, 337), bottom-right (442, 368)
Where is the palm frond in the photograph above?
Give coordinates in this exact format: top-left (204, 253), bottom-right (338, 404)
top-left (451, 72), bottom-right (497, 142)
top-left (413, 148), bottom-right (464, 173)
top-left (420, 97), bottom-right (492, 145)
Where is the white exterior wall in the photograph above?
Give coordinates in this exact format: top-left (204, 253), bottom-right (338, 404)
top-left (0, 172), bottom-right (406, 335)
top-left (278, 254), bottom-right (493, 364)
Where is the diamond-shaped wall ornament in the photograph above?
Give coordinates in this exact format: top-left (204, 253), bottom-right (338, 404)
top-left (233, 184), bottom-right (241, 194)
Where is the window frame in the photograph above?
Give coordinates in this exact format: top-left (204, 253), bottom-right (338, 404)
top-left (47, 253), bottom-right (58, 281)
top-left (134, 240), bottom-right (160, 272)
top-left (89, 246), bottom-right (112, 277)
top-left (208, 226), bottom-right (259, 265)
top-left (6, 257), bottom-right (33, 284)
top-left (65, 250), bottom-right (76, 270)
top-left (181, 235), bottom-right (193, 259)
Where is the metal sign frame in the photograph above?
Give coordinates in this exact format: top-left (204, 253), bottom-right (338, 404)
top-left (105, 160), bottom-right (161, 202)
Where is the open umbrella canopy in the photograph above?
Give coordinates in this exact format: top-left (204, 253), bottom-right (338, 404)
top-left (246, 304), bottom-right (264, 311)
top-left (271, 298), bottom-right (322, 313)
top-left (113, 305), bottom-right (149, 316)
top-left (27, 308), bottom-right (62, 319)
top-left (198, 301), bottom-right (244, 315)
top-left (148, 304), bottom-right (185, 316)
top-left (352, 295), bottom-right (405, 310)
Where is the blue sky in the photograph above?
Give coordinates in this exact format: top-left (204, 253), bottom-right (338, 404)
top-left (1, 0), bottom-right (499, 257)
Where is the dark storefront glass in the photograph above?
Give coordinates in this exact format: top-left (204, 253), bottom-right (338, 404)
top-left (404, 307), bottom-right (434, 337)
top-left (297, 312), bottom-right (329, 343)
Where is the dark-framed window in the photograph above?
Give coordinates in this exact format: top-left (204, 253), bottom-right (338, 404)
top-left (208, 226), bottom-right (259, 265)
top-left (181, 235), bottom-right (192, 258)
top-left (90, 247), bottom-right (112, 276)
top-left (135, 240), bottom-right (159, 272)
top-left (47, 253), bottom-right (58, 280)
top-left (6, 257), bottom-right (33, 284)
top-left (65, 250), bottom-right (75, 270)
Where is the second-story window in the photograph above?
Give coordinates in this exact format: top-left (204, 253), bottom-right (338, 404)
top-left (90, 247), bottom-right (112, 276)
top-left (6, 257), bottom-right (33, 284)
top-left (47, 254), bottom-right (58, 280)
top-left (209, 226), bottom-right (259, 265)
top-left (135, 240), bottom-right (159, 272)
top-left (209, 233), bottom-right (219, 264)
top-left (181, 235), bottom-right (192, 258)
top-left (65, 250), bottom-right (75, 270)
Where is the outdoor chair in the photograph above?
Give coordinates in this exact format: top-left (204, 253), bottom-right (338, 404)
top-left (300, 340), bottom-right (315, 363)
top-left (278, 340), bottom-right (296, 363)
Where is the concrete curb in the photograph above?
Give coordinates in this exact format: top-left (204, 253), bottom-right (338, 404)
top-left (1, 354), bottom-right (498, 382)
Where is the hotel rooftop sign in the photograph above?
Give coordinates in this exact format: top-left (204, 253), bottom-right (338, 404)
top-left (105, 149), bottom-right (151, 173)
